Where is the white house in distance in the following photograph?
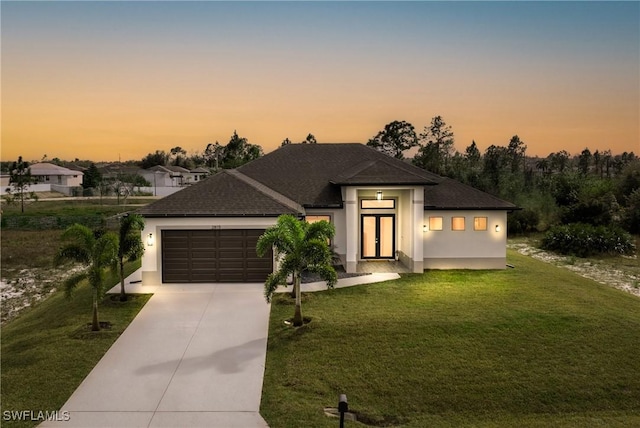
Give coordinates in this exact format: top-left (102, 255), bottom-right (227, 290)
top-left (1, 162), bottom-right (84, 195)
top-left (139, 144), bottom-right (517, 285)
top-left (29, 163), bottom-right (83, 186)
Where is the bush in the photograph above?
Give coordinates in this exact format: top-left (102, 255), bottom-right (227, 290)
top-left (508, 209), bottom-right (539, 235)
top-left (541, 223), bottom-right (636, 257)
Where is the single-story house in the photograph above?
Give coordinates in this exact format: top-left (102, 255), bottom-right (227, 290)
top-left (29, 163), bottom-right (83, 186)
top-left (140, 165), bottom-right (209, 188)
top-left (139, 143), bottom-right (517, 284)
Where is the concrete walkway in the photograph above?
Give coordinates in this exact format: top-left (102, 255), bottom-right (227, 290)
top-left (42, 270), bottom-right (400, 428)
top-left (42, 279), bottom-right (271, 428)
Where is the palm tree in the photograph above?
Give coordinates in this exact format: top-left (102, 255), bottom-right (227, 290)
top-left (116, 213), bottom-right (145, 302)
top-left (55, 224), bottom-right (118, 331)
top-left (256, 215), bottom-right (337, 327)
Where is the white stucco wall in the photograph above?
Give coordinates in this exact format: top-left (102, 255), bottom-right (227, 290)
top-left (423, 210), bottom-right (507, 269)
top-left (141, 217), bottom-right (279, 285)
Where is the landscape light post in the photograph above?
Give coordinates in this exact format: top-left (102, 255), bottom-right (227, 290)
top-left (338, 394), bottom-right (348, 428)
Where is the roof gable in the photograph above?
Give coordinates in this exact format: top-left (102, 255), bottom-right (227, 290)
top-left (139, 170), bottom-right (301, 217)
top-left (331, 158), bottom-right (439, 186)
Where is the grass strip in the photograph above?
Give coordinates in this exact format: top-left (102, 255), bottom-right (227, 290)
top-left (261, 250), bottom-right (640, 427)
top-left (1, 262), bottom-right (150, 428)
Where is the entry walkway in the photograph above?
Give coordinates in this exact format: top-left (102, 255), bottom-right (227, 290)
top-left (42, 280), bottom-right (271, 428)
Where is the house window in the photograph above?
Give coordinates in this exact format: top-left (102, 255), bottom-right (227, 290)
top-left (305, 215), bottom-right (331, 224)
top-left (452, 217), bottom-right (466, 231)
top-left (44, 176), bottom-right (50, 182)
top-left (428, 216), bottom-right (443, 231)
top-left (474, 217), bottom-right (488, 231)
top-left (361, 199), bottom-right (395, 209)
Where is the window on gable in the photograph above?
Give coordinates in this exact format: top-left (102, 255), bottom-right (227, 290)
top-left (452, 217), bottom-right (466, 231)
top-left (474, 217), bottom-right (487, 231)
top-left (428, 216), bottom-right (443, 231)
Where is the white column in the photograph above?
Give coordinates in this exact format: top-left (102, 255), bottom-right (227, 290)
top-left (412, 187), bottom-right (424, 273)
top-left (345, 187), bottom-right (358, 273)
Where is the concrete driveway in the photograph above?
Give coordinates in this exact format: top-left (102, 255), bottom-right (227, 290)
top-left (41, 281), bottom-right (270, 428)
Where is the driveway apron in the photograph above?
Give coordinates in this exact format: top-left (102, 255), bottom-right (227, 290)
top-left (40, 283), bottom-right (270, 428)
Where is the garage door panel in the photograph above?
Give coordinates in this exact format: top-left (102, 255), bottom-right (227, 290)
top-left (162, 229), bottom-right (272, 283)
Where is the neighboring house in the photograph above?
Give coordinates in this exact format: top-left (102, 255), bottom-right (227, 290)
top-left (139, 143), bottom-right (517, 284)
top-left (29, 163), bottom-right (83, 186)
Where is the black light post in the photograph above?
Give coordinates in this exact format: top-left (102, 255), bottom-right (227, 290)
top-left (338, 394), bottom-right (348, 428)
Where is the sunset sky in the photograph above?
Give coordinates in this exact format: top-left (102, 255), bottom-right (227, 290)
top-left (2, 1), bottom-right (638, 162)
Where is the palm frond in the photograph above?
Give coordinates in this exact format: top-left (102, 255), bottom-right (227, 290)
top-left (63, 271), bottom-right (88, 298)
top-left (55, 245), bottom-right (90, 266)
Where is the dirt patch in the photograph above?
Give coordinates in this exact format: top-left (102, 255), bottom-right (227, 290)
top-left (509, 242), bottom-right (640, 298)
top-left (0, 265), bottom-right (84, 324)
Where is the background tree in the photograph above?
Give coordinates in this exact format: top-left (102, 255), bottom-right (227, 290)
top-left (506, 135), bottom-right (527, 174)
top-left (281, 138), bottom-right (292, 147)
top-left (55, 224), bottom-right (119, 331)
top-left (256, 215), bottom-right (337, 327)
top-left (301, 133), bottom-right (317, 144)
top-left (413, 116), bottom-right (455, 175)
top-left (6, 156), bottom-right (38, 213)
top-left (203, 142), bottom-right (224, 170)
top-left (115, 214), bottom-right (145, 302)
top-left (366, 120), bottom-right (418, 159)
top-left (220, 131), bottom-right (263, 168)
top-left (82, 163), bottom-right (103, 190)
top-left (139, 150), bottom-right (169, 169)
top-left (169, 146), bottom-right (188, 167)
top-left (578, 148), bottom-right (592, 175)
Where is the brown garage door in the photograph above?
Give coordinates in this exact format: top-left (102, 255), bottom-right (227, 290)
top-left (161, 229), bottom-right (272, 283)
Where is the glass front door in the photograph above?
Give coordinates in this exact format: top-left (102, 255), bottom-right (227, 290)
top-left (361, 215), bottom-right (395, 259)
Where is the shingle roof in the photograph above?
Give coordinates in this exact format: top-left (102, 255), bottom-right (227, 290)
top-left (140, 143), bottom-right (517, 217)
top-left (138, 170), bottom-right (301, 217)
top-left (424, 178), bottom-right (518, 210)
top-left (29, 163), bottom-right (83, 176)
top-left (238, 143), bottom-right (440, 207)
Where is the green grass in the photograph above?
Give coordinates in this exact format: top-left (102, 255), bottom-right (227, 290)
top-left (1, 198), bottom-right (151, 217)
top-left (0, 263), bottom-right (150, 428)
top-left (261, 250), bottom-right (640, 427)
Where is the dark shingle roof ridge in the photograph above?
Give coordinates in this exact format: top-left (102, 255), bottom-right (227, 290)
top-left (225, 169), bottom-right (305, 214)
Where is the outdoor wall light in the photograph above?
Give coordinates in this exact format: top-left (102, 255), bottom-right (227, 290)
top-left (495, 225), bottom-right (501, 233)
top-left (423, 224), bottom-right (428, 232)
top-left (376, 191), bottom-right (383, 200)
top-left (147, 233), bottom-right (154, 246)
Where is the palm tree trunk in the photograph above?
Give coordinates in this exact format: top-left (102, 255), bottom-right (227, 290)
top-left (290, 273), bottom-right (296, 299)
top-left (119, 260), bottom-right (127, 302)
top-left (292, 272), bottom-right (303, 327)
top-left (92, 287), bottom-right (100, 331)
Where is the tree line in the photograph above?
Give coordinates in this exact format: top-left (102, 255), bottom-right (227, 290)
top-left (365, 117), bottom-right (639, 240)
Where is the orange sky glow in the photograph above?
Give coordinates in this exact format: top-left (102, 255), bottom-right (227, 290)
top-left (2, 2), bottom-right (638, 162)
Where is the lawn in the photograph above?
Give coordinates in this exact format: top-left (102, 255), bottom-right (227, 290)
top-left (261, 250), bottom-right (640, 427)
top-left (0, 263), bottom-right (151, 428)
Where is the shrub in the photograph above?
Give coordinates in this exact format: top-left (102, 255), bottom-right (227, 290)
top-left (541, 223), bottom-right (636, 257)
top-left (508, 209), bottom-right (539, 235)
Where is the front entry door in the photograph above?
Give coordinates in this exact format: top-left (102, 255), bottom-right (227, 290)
top-left (361, 215), bottom-right (395, 259)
